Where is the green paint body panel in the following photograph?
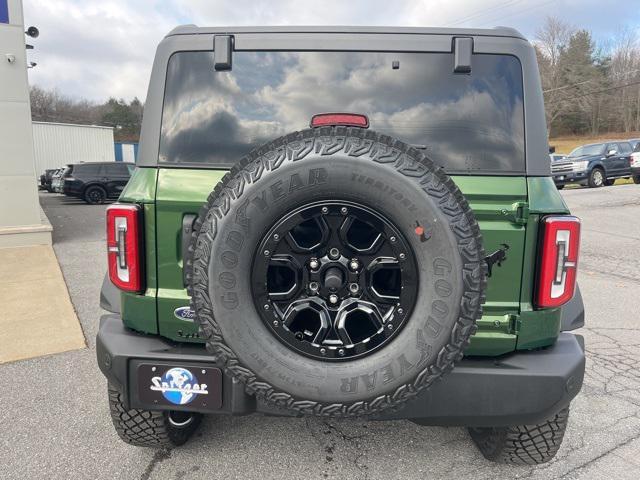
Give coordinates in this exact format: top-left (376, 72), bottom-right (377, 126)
top-left (510, 176), bottom-right (568, 351)
top-left (155, 169), bottom-right (226, 342)
top-left (119, 171), bottom-right (159, 334)
top-left (118, 168), bottom-right (570, 356)
top-left (119, 167), bottom-right (157, 203)
top-left (527, 177), bottom-right (570, 214)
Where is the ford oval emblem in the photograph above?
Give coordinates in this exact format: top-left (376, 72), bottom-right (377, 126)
top-left (174, 306), bottom-right (195, 322)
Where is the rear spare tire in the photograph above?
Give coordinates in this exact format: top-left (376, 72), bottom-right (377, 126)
top-left (187, 127), bottom-right (486, 417)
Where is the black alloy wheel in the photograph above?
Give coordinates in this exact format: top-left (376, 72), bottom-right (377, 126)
top-left (252, 201), bottom-right (418, 361)
top-left (85, 186), bottom-right (106, 204)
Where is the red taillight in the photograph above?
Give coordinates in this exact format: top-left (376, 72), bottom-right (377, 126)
top-left (106, 204), bottom-right (142, 292)
top-left (310, 113), bottom-right (369, 128)
top-left (536, 215), bottom-right (581, 308)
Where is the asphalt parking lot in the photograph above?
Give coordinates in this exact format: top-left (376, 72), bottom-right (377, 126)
top-left (2, 186), bottom-right (640, 480)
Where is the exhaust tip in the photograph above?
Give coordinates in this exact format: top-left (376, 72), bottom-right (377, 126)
top-left (167, 411), bottom-right (195, 428)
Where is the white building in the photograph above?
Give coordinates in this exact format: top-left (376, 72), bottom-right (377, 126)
top-left (0, 0), bottom-right (51, 246)
top-left (32, 122), bottom-right (116, 174)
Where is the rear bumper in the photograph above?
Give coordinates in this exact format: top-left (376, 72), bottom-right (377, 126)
top-left (97, 314), bottom-right (585, 427)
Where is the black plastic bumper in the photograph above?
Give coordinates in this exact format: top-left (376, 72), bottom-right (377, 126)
top-left (97, 314), bottom-right (585, 427)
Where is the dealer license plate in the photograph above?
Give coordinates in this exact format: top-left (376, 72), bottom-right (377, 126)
top-left (137, 364), bottom-right (222, 411)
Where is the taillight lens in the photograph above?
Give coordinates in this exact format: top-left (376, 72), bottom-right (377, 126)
top-left (536, 215), bottom-right (581, 308)
top-left (631, 152), bottom-right (640, 168)
top-left (106, 204), bottom-right (142, 292)
top-left (310, 113), bottom-right (369, 128)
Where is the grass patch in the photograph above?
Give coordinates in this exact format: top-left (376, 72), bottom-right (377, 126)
top-left (549, 132), bottom-right (640, 155)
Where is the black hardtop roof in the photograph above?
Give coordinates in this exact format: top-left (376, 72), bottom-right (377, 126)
top-left (166, 24), bottom-right (526, 40)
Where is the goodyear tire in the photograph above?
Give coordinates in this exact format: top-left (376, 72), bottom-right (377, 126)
top-left (108, 384), bottom-right (202, 447)
top-left (187, 127), bottom-right (486, 417)
top-left (468, 407), bottom-right (570, 464)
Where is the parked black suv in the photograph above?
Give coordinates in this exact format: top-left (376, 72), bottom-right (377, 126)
top-left (62, 162), bottom-right (134, 204)
top-left (553, 141), bottom-right (633, 188)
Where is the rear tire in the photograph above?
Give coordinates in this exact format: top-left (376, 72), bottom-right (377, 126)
top-left (588, 168), bottom-right (605, 188)
top-left (468, 407), bottom-right (569, 465)
top-left (108, 384), bottom-right (202, 447)
top-left (556, 184), bottom-right (565, 190)
top-left (633, 176), bottom-right (640, 184)
top-left (604, 179), bottom-right (615, 186)
top-left (84, 185), bottom-right (107, 204)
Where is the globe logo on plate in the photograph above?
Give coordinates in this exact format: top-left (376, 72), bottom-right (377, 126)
top-left (150, 367), bottom-right (209, 405)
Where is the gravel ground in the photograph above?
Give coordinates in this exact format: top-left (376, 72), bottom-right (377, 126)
top-left (1, 187), bottom-right (639, 480)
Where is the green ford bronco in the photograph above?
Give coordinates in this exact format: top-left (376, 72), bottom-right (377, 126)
top-left (98, 26), bottom-right (585, 464)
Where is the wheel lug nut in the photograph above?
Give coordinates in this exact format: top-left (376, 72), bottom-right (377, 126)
top-left (338, 349), bottom-right (345, 356)
top-left (320, 348), bottom-right (326, 355)
top-left (399, 253), bottom-right (406, 260)
top-left (329, 248), bottom-right (340, 259)
top-left (309, 282), bottom-right (319, 293)
top-left (349, 283), bottom-right (359, 294)
top-left (387, 323), bottom-right (394, 330)
top-left (329, 294), bottom-right (339, 304)
top-left (390, 236), bottom-right (397, 243)
top-left (263, 304), bottom-right (270, 310)
top-left (397, 307), bottom-right (404, 315)
top-left (349, 259), bottom-right (359, 271)
top-left (273, 320), bottom-right (279, 327)
top-left (321, 206), bottom-right (329, 214)
top-left (273, 233), bottom-right (280, 241)
top-left (264, 249), bottom-right (270, 257)
top-left (309, 258), bottom-right (320, 270)
top-left (340, 207), bottom-right (348, 215)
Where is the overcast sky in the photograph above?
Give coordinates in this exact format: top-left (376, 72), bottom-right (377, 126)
top-left (23, 0), bottom-right (640, 102)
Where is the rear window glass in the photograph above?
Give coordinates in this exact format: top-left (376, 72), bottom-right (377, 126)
top-left (106, 163), bottom-right (131, 175)
top-left (160, 51), bottom-right (525, 174)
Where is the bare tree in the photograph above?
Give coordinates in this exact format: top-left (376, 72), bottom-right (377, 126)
top-left (535, 16), bottom-right (574, 135)
top-left (609, 28), bottom-right (640, 132)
